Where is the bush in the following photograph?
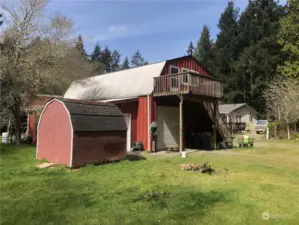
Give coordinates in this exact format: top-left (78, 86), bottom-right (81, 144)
top-left (290, 133), bottom-right (299, 141)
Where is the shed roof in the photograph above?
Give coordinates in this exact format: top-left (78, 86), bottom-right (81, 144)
top-left (59, 98), bottom-right (127, 131)
top-left (63, 61), bottom-right (166, 101)
top-left (219, 103), bottom-right (258, 115)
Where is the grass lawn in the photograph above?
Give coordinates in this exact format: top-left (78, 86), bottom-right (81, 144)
top-left (0, 140), bottom-right (299, 225)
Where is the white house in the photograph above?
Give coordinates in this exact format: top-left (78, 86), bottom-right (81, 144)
top-left (219, 103), bottom-right (258, 124)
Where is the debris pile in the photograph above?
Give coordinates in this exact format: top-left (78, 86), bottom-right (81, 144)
top-left (180, 162), bottom-right (215, 174)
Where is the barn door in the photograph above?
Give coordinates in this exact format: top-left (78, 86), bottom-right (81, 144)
top-left (124, 114), bottom-right (131, 152)
top-left (157, 106), bottom-right (179, 150)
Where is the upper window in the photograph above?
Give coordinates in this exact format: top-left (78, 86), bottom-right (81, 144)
top-left (170, 65), bottom-right (179, 74)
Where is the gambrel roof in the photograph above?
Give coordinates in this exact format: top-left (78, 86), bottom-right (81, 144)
top-left (64, 61), bottom-right (166, 100)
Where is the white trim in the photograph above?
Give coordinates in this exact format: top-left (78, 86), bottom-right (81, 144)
top-left (25, 113), bottom-right (30, 136)
top-left (147, 95), bottom-right (151, 151)
top-left (124, 114), bottom-right (132, 152)
top-left (36, 98), bottom-right (74, 168)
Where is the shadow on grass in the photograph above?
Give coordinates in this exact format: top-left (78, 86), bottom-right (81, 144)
top-left (125, 154), bottom-right (146, 161)
top-left (107, 186), bottom-right (236, 224)
top-left (0, 177), bottom-right (95, 225)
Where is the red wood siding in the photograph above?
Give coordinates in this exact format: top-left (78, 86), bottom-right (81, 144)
top-left (117, 101), bottom-right (138, 146)
top-left (72, 131), bottom-right (126, 167)
top-left (137, 96), bottom-right (149, 150)
top-left (37, 100), bottom-right (72, 166)
top-left (161, 56), bottom-right (211, 76)
top-left (28, 114), bottom-right (36, 143)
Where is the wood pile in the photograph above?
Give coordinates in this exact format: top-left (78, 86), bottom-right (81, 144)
top-left (180, 162), bottom-right (215, 174)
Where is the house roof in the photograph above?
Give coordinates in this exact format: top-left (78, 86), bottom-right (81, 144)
top-left (219, 103), bottom-right (258, 115)
top-left (64, 61), bottom-right (166, 100)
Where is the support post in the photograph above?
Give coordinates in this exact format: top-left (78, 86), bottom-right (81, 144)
top-left (213, 101), bottom-right (217, 150)
top-left (179, 95), bottom-right (184, 152)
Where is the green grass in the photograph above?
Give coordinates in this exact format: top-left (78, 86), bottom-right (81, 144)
top-left (1, 140), bottom-right (299, 225)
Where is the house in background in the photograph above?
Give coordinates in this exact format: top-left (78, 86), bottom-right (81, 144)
top-left (219, 103), bottom-right (258, 133)
top-left (64, 55), bottom-right (231, 151)
top-left (219, 103), bottom-right (258, 123)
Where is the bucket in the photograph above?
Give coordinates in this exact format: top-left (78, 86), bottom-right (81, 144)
top-left (181, 151), bottom-right (187, 158)
top-left (2, 132), bottom-right (9, 144)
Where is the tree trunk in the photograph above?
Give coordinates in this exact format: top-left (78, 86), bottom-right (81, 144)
top-left (13, 106), bottom-right (21, 145)
top-left (287, 124), bottom-right (290, 140)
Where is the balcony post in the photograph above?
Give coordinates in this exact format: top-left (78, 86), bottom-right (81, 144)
top-left (179, 95), bottom-right (184, 152)
top-left (213, 101), bottom-right (217, 149)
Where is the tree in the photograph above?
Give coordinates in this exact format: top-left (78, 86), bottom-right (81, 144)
top-left (131, 50), bottom-right (147, 67)
top-left (194, 25), bottom-right (214, 69)
top-left (186, 41), bottom-right (194, 55)
top-left (233, 0), bottom-right (285, 114)
top-left (75, 34), bottom-right (86, 57)
top-left (90, 43), bottom-right (106, 75)
top-left (277, 0), bottom-right (299, 82)
top-left (101, 46), bottom-right (112, 72)
top-left (0, 13), bottom-right (3, 26)
top-left (91, 43), bottom-right (101, 62)
top-left (122, 57), bottom-right (130, 69)
top-left (111, 49), bottom-right (121, 72)
top-left (0, 0), bottom-right (92, 144)
top-left (264, 76), bottom-right (299, 139)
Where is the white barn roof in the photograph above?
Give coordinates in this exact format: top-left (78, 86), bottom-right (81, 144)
top-left (64, 61), bottom-right (166, 100)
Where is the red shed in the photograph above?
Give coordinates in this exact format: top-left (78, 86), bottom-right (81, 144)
top-left (37, 98), bottom-right (127, 167)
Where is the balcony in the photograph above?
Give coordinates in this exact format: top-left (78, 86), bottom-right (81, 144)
top-left (153, 72), bottom-right (223, 99)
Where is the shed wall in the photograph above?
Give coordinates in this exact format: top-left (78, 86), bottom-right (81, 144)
top-left (72, 131), bottom-right (126, 167)
top-left (37, 101), bottom-right (72, 166)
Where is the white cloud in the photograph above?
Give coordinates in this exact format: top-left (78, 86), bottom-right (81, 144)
top-left (108, 25), bottom-right (128, 35)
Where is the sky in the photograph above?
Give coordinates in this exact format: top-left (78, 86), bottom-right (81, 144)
top-left (2, 0), bottom-right (286, 63)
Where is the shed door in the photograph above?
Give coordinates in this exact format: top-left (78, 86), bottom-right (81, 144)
top-left (124, 114), bottom-right (131, 152)
top-left (157, 106), bottom-right (179, 150)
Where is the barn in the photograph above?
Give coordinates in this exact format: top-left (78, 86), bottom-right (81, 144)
top-left (64, 55), bottom-right (231, 152)
top-left (37, 98), bottom-right (127, 167)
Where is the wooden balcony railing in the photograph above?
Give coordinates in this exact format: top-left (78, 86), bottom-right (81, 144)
top-left (153, 72), bottom-right (223, 98)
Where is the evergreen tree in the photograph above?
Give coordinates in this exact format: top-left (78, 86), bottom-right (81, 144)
top-left (131, 50), bottom-right (147, 67)
top-left (214, 1), bottom-right (240, 102)
top-left (90, 43), bottom-right (106, 75)
top-left (122, 57), bottom-right (130, 69)
top-left (215, 1), bottom-right (239, 77)
top-left (0, 13), bottom-right (3, 26)
top-left (277, 0), bottom-right (299, 82)
top-left (101, 46), bottom-right (112, 72)
top-left (194, 25), bottom-right (214, 69)
top-left (234, 0), bottom-right (285, 114)
top-left (91, 43), bottom-right (101, 62)
top-left (75, 35), bottom-right (86, 57)
top-left (111, 50), bottom-right (121, 71)
top-left (186, 41), bottom-right (195, 55)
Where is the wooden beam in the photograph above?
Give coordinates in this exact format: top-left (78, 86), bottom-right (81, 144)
top-left (213, 101), bottom-right (217, 149)
top-left (179, 95), bottom-right (184, 152)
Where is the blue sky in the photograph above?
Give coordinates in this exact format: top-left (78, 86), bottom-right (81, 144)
top-left (46, 0), bottom-right (285, 63)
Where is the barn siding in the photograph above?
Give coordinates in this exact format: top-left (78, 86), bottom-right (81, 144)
top-left (117, 101), bottom-right (138, 146)
top-left (37, 100), bottom-right (72, 166)
top-left (161, 56), bottom-right (211, 76)
top-left (72, 131), bottom-right (126, 167)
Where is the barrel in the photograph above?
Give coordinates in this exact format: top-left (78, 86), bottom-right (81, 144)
top-left (1, 132), bottom-right (9, 144)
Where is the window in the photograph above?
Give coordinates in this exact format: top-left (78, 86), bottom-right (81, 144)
top-left (250, 113), bottom-right (253, 123)
top-left (170, 65), bottom-right (179, 74)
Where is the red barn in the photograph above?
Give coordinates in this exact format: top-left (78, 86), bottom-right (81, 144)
top-left (37, 98), bottom-right (127, 167)
top-left (64, 55), bottom-right (231, 151)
